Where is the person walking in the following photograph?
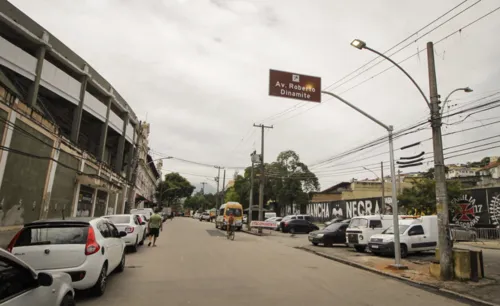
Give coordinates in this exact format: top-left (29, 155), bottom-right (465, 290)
top-left (147, 209), bottom-right (163, 247)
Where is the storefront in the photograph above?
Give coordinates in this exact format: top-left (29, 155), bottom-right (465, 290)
top-left (76, 185), bottom-right (94, 217)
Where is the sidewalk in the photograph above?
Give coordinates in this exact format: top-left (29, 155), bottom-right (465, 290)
top-left (299, 244), bottom-right (499, 306)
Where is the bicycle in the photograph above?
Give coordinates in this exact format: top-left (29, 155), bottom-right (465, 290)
top-left (226, 225), bottom-right (235, 241)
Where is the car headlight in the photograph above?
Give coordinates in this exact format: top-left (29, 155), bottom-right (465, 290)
top-left (359, 235), bottom-right (364, 240)
top-left (316, 234), bottom-right (324, 238)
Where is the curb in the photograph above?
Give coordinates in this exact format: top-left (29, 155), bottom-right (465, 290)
top-left (457, 244), bottom-right (500, 251)
top-left (297, 246), bottom-right (499, 306)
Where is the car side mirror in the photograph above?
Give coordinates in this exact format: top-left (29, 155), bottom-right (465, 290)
top-left (119, 231), bottom-right (127, 237)
top-left (38, 272), bottom-right (53, 287)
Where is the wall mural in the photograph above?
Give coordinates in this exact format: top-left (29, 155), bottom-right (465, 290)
top-left (305, 187), bottom-right (500, 227)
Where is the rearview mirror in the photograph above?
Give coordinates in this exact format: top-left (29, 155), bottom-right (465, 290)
top-left (38, 272), bottom-right (53, 287)
top-left (119, 231), bottom-right (127, 237)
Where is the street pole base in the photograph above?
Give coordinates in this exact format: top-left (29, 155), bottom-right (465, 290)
top-left (388, 263), bottom-right (408, 270)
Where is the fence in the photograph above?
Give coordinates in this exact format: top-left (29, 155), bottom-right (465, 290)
top-left (475, 228), bottom-right (500, 240)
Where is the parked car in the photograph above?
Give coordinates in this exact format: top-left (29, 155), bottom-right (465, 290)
top-left (324, 217), bottom-right (349, 227)
top-left (199, 212), bottom-right (211, 222)
top-left (450, 224), bottom-right (477, 242)
top-left (279, 214), bottom-right (312, 232)
top-left (0, 248), bottom-right (75, 306)
top-left (281, 219), bottom-right (319, 234)
top-left (309, 222), bottom-right (349, 247)
top-left (265, 217), bottom-right (283, 230)
top-left (104, 214), bottom-right (146, 252)
top-left (7, 217), bottom-right (127, 296)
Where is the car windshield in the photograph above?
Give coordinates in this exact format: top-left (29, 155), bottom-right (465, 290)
top-left (226, 208), bottom-right (242, 217)
top-left (105, 216), bottom-right (131, 224)
top-left (324, 223), bottom-right (343, 231)
top-left (383, 225), bottom-right (410, 235)
top-left (15, 226), bottom-right (88, 246)
top-left (349, 218), bottom-right (368, 228)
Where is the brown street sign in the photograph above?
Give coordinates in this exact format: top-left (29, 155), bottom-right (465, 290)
top-left (269, 69), bottom-right (321, 103)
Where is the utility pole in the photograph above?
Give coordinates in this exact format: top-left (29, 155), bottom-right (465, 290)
top-left (200, 182), bottom-right (206, 195)
top-left (428, 41), bottom-right (452, 280)
top-left (253, 124), bottom-right (273, 222)
top-left (214, 166), bottom-right (221, 209)
top-left (249, 150), bottom-right (257, 228)
top-left (221, 169), bottom-right (226, 204)
top-left (381, 161), bottom-right (385, 214)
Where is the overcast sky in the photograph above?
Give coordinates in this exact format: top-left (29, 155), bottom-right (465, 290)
top-left (10, 0), bottom-right (500, 193)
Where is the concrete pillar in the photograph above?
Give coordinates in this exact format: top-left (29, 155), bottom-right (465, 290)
top-left (26, 32), bottom-right (49, 107)
top-left (114, 112), bottom-right (129, 174)
top-left (113, 193), bottom-right (118, 214)
top-left (126, 127), bottom-right (136, 181)
top-left (98, 96), bottom-right (112, 162)
top-left (70, 64), bottom-right (89, 143)
top-left (40, 140), bottom-right (61, 220)
top-left (72, 154), bottom-right (86, 217)
top-left (104, 192), bottom-right (110, 216)
top-left (0, 111), bottom-right (17, 188)
top-left (90, 189), bottom-right (98, 217)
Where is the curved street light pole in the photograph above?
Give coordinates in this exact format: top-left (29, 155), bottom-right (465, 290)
top-left (441, 87), bottom-right (473, 117)
top-left (321, 90), bottom-right (403, 268)
top-left (350, 39), bottom-right (469, 279)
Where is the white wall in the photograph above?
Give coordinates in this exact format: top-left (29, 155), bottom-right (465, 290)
top-left (40, 59), bottom-right (80, 104)
top-left (109, 111), bottom-right (123, 134)
top-left (83, 92), bottom-right (106, 122)
top-left (0, 36), bottom-right (36, 80)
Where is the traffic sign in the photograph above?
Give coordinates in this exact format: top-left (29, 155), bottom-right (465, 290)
top-left (269, 69), bottom-right (321, 103)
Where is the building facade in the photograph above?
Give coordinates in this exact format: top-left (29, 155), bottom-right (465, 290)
top-left (0, 2), bottom-right (157, 234)
top-left (134, 123), bottom-right (161, 208)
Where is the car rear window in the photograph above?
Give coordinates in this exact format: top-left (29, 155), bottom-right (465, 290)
top-left (14, 226), bottom-right (88, 246)
top-left (105, 216), bottom-right (131, 224)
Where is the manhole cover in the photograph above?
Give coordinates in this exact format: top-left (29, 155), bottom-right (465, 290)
top-left (206, 229), bottom-right (225, 237)
top-left (126, 265), bottom-right (143, 269)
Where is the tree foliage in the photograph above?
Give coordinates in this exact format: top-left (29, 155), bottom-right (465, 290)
top-left (183, 192), bottom-right (215, 211)
top-left (224, 187), bottom-right (240, 202)
top-left (398, 177), bottom-right (462, 215)
top-left (155, 172), bottom-right (195, 207)
top-left (229, 150), bottom-right (319, 213)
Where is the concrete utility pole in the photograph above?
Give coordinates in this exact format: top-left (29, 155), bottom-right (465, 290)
top-left (427, 41), bottom-right (453, 280)
top-left (249, 150), bottom-right (257, 228)
top-left (214, 166), bottom-right (221, 208)
top-left (126, 122), bottom-right (143, 213)
top-left (221, 169), bottom-right (226, 204)
top-left (200, 182), bottom-right (206, 195)
top-left (381, 161), bottom-right (385, 214)
top-left (253, 124), bottom-right (273, 222)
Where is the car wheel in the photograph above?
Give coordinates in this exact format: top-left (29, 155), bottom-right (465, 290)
top-left (354, 245), bottom-right (366, 252)
top-left (400, 244), bottom-right (408, 258)
top-left (131, 236), bottom-right (138, 253)
top-left (115, 251), bottom-right (126, 273)
top-left (90, 263), bottom-right (108, 297)
top-left (60, 293), bottom-right (76, 306)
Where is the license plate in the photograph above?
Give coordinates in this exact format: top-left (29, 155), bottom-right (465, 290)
top-left (371, 245), bottom-right (379, 249)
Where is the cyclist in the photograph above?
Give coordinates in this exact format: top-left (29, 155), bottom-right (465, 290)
top-left (227, 212), bottom-right (235, 235)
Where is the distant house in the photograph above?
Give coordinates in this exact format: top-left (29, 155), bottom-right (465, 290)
top-left (446, 164), bottom-right (481, 179)
top-left (479, 158), bottom-right (500, 179)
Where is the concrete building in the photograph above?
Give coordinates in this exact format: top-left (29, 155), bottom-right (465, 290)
top-left (133, 123), bottom-right (161, 209)
top-left (446, 164), bottom-right (481, 179)
top-left (0, 1), bottom-right (158, 233)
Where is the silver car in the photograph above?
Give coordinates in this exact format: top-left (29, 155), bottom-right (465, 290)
top-left (0, 248), bottom-right (74, 306)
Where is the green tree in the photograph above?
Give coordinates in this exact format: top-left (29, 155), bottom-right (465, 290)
top-left (184, 192), bottom-right (217, 211)
top-left (398, 177), bottom-right (462, 215)
top-left (224, 186), bottom-right (240, 202)
top-left (156, 172), bottom-right (195, 207)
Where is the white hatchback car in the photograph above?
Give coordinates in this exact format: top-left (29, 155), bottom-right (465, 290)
top-left (0, 248), bottom-right (74, 306)
top-left (8, 217), bottom-right (127, 297)
top-left (103, 214), bottom-right (146, 252)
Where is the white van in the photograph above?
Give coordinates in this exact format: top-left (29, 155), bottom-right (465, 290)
top-left (264, 212), bottom-right (277, 219)
top-left (346, 215), bottom-right (395, 252)
top-left (368, 215), bottom-right (438, 258)
top-left (130, 208), bottom-right (154, 219)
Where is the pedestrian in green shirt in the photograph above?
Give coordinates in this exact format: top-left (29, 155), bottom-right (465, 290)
top-left (147, 209), bottom-right (163, 247)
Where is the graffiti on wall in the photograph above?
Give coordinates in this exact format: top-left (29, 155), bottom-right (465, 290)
top-left (306, 197), bottom-right (392, 222)
top-left (449, 187), bottom-right (500, 228)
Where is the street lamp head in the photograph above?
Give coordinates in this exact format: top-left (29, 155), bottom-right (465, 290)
top-left (351, 39), bottom-right (366, 50)
top-left (464, 87), bottom-right (473, 93)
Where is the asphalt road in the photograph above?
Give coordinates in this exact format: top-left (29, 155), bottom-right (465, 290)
top-left (78, 217), bottom-right (471, 306)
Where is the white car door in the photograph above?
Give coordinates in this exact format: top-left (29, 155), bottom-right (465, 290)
top-left (106, 223), bottom-right (125, 269)
top-left (96, 221), bottom-right (118, 270)
top-left (0, 257), bottom-right (57, 306)
top-left (407, 225), bottom-right (426, 251)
